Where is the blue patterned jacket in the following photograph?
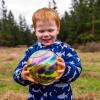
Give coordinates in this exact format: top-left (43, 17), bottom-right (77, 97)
top-left (13, 40), bottom-right (82, 100)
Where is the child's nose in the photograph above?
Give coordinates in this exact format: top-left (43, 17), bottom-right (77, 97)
top-left (43, 31), bottom-right (49, 36)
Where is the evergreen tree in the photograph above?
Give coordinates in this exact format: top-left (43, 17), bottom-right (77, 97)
top-left (18, 15), bottom-right (34, 46)
top-left (58, 11), bottom-right (70, 42)
top-left (0, 0), bottom-right (34, 46)
top-left (0, 0), bottom-right (8, 45)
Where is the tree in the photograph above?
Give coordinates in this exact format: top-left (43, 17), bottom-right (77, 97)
top-left (18, 15), bottom-right (35, 45)
top-left (0, 0), bottom-right (8, 45)
top-left (0, 0), bottom-right (35, 46)
top-left (48, 0), bottom-right (57, 10)
top-left (58, 11), bottom-right (70, 42)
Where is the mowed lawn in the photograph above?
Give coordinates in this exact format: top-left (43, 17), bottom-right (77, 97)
top-left (0, 47), bottom-right (100, 100)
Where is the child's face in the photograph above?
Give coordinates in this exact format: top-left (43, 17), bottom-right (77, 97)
top-left (35, 20), bottom-right (59, 46)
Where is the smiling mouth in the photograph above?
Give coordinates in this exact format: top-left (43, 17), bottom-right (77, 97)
top-left (42, 39), bottom-right (52, 41)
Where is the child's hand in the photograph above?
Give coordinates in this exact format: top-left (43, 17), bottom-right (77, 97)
top-left (56, 57), bottom-right (65, 80)
top-left (21, 65), bottom-right (38, 84)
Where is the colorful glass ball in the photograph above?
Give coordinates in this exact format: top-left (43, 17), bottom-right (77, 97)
top-left (27, 50), bottom-right (65, 85)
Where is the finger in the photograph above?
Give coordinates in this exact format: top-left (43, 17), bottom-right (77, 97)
top-left (26, 76), bottom-right (35, 83)
top-left (23, 65), bottom-right (28, 70)
top-left (57, 57), bottom-right (64, 63)
top-left (23, 70), bottom-right (30, 75)
top-left (21, 70), bottom-right (30, 80)
top-left (27, 59), bottom-right (32, 65)
top-left (56, 75), bottom-right (63, 79)
top-left (26, 76), bottom-right (39, 84)
top-left (56, 70), bottom-right (65, 79)
top-left (57, 61), bottom-right (65, 68)
top-left (56, 69), bottom-right (65, 73)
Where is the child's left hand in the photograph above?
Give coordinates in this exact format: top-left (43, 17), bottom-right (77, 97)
top-left (56, 57), bottom-right (65, 80)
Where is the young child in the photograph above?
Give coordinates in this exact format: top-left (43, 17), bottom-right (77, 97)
top-left (13, 7), bottom-right (82, 100)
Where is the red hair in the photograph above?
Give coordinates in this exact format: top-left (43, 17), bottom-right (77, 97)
top-left (32, 7), bottom-right (60, 30)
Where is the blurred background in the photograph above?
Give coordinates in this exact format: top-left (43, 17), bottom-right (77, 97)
top-left (0, 0), bottom-right (100, 100)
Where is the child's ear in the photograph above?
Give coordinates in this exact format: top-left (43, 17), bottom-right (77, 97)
top-left (57, 28), bottom-right (60, 34)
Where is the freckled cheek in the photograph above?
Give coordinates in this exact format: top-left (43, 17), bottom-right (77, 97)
top-left (36, 33), bottom-right (57, 40)
top-left (37, 37), bottom-right (42, 41)
top-left (36, 35), bottom-right (43, 41)
top-left (36, 33), bottom-right (42, 38)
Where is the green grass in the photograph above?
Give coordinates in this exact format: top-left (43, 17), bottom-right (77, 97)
top-left (83, 64), bottom-right (100, 72)
top-left (0, 47), bottom-right (27, 98)
top-left (0, 61), bottom-right (28, 96)
top-left (73, 76), bottom-right (100, 93)
top-left (73, 52), bottom-right (100, 99)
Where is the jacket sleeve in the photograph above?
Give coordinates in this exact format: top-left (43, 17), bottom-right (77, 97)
top-left (59, 46), bottom-right (82, 82)
top-left (13, 48), bottom-right (32, 86)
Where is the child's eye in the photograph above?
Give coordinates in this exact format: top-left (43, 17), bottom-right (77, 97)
top-left (38, 30), bottom-right (45, 33)
top-left (48, 29), bottom-right (54, 32)
top-left (37, 29), bottom-right (54, 33)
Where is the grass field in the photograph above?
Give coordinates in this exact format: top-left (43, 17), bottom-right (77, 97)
top-left (0, 46), bottom-right (100, 100)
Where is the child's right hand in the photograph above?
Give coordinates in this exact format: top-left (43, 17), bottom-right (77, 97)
top-left (21, 65), bottom-right (37, 83)
top-left (55, 57), bottom-right (65, 80)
